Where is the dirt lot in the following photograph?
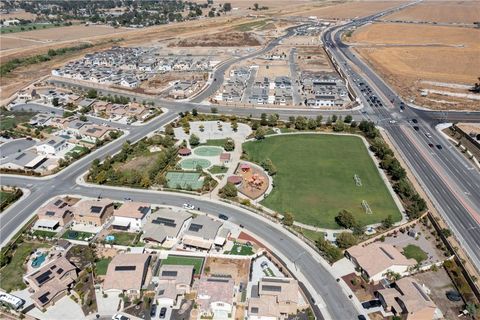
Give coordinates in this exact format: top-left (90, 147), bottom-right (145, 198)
top-left (173, 31), bottom-right (262, 47)
top-left (383, 0), bottom-right (480, 24)
top-left (351, 23), bottom-right (480, 110)
top-left (0, 9), bottom-right (37, 20)
top-left (142, 72), bottom-right (207, 94)
top-left (297, 46), bottom-right (334, 72)
top-left (413, 269), bottom-right (464, 319)
top-left (0, 25), bottom-right (131, 52)
top-left (289, 1), bottom-right (407, 19)
top-left (203, 257), bottom-right (250, 285)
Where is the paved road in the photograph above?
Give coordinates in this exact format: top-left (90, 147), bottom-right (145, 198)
top-left (322, 5), bottom-right (480, 268)
top-left (0, 138), bottom-right (36, 157)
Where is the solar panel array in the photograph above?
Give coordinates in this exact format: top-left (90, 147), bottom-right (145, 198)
top-left (38, 292), bottom-right (50, 304)
top-left (189, 223), bottom-right (203, 232)
top-left (138, 206), bottom-right (150, 215)
top-left (54, 199), bottom-right (63, 206)
top-left (152, 217), bottom-right (176, 227)
top-left (161, 271), bottom-right (178, 277)
top-left (90, 206), bottom-right (103, 214)
top-left (115, 265), bottom-right (136, 271)
top-left (35, 270), bottom-right (52, 285)
top-left (45, 211), bottom-right (56, 216)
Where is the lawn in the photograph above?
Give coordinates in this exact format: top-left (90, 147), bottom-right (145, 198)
top-left (292, 226), bottom-right (325, 243)
top-left (0, 242), bottom-right (49, 292)
top-left (107, 232), bottom-right (138, 246)
top-left (61, 230), bottom-right (95, 241)
top-left (95, 258), bottom-right (111, 275)
top-left (200, 139), bottom-right (227, 148)
top-left (0, 110), bottom-right (37, 130)
top-left (243, 134), bottom-right (401, 229)
top-left (0, 190), bottom-right (22, 212)
top-left (208, 165), bottom-right (228, 174)
top-left (160, 255), bottom-right (204, 275)
top-left (66, 145), bottom-right (89, 158)
top-left (402, 244), bottom-right (428, 263)
top-left (228, 243), bottom-right (254, 256)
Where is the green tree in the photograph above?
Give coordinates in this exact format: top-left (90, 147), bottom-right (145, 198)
top-left (267, 114), bottom-right (278, 127)
top-left (294, 116), bottom-right (308, 130)
top-left (52, 97), bottom-right (59, 106)
top-left (79, 115), bottom-right (87, 122)
top-left (333, 120), bottom-right (345, 132)
top-left (223, 3), bottom-right (232, 11)
top-left (255, 127), bottom-right (266, 140)
top-left (231, 121), bottom-right (238, 132)
top-left (192, 108), bottom-right (198, 116)
top-left (316, 237), bottom-right (343, 263)
top-left (86, 89), bottom-right (98, 99)
top-left (283, 212), bottom-right (294, 226)
top-left (336, 232), bottom-right (357, 249)
top-left (307, 118), bottom-right (317, 130)
top-left (219, 182), bottom-right (237, 198)
top-left (189, 134), bottom-right (200, 146)
top-left (210, 107), bottom-right (218, 114)
top-left (440, 228), bottom-right (452, 238)
top-left (315, 115), bottom-right (323, 127)
top-left (335, 210), bottom-right (356, 229)
top-left (260, 113), bottom-right (268, 126)
top-left (344, 115), bottom-right (353, 123)
top-left (382, 215), bottom-right (394, 228)
top-left (331, 114), bottom-right (338, 122)
top-left (224, 139), bottom-right (235, 151)
top-left (165, 124), bottom-right (174, 136)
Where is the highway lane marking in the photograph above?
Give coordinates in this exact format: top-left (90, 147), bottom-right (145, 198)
top-left (401, 126), bottom-right (480, 225)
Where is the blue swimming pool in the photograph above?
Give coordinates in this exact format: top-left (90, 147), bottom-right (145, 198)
top-left (105, 235), bottom-right (115, 242)
top-left (31, 253), bottom-right (46, 268)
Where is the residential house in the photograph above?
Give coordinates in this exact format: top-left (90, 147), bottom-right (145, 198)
top-left (345, 243), bottom-right (417, 282)
top-left (112, 202), bottom-right (151, 232)
top-left (29, 113), bottom-right (51, 126)
top-left (182, 215), bottom-right (222, 251)
top-left (274, 76), bottom-right (292, 89)
top-left (79, 124), bottom-right (113, 143)
top-left (248, 277), bottom-right (304, 319)
top-left (73, 199), bottom-right (114, 227)
top-left (0, 150), bottom-right (47, 171)
top-left (24, 257), bottom-right (78, 308)
top-left (197, 276), bottom-right (235, 319)
top-left (103, 253), bottom-right (151, 295)
top-left (376, 277), bottom-right (439, 320)
top-left (156, 265), bottom-right (194, 307)
top-left (143, 209), bottom-right (192, 248)
top-left (36, 136), bottom-right (69, 156)
top-left (33, 197), bottom-right (74, 231)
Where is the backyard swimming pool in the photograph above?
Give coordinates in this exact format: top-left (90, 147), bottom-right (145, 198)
top-left (31, 253), bottom-right (46, 268)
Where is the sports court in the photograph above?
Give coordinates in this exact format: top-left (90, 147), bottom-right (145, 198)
top-left (193, 146), bottom-right (223, 157)
top-left (166, 171), bottom-right (203, 190)
top-left (180, 158), bottom-right (212, 170)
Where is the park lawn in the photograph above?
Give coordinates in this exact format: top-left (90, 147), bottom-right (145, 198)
top-left (160, 256), bottom-right (204, 275)
top-left (402, 244), bottom-right (427, 263)
top-left (292, 226), bottom-right (325, 243)
top-left (201, 139), bottom-right (227, 148)
top-left (0, 242), bottom-right (49, 292)
top-left (228, 243), bottom-right (255, 256)
top-left (243, 134), bottom-right (401, 229)
top-left (209, 165), bottom-right (228, 174)
top-left (108, 232), bottom-right (138, 246)
top-left (95, 258), bottom-right (111, 275)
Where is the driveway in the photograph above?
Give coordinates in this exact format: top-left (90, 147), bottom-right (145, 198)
top-left (27, 295), bottom-right (84, 320)
top-left (96, 288), bottom-right (121, 316)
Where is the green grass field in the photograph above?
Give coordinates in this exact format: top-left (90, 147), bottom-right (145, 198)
top-left (160, 255), bottom-right (204, 275)
top-left (0, 242), bottom-right (49, 292)
top-left (227, 243), bottom-right (254, 256)
top-left (209, 165), bottom-right (228, 174)
top-left (108, 232), bottom-right (138, 246)
top-left (402, 244), bottom-right (427, 263)
top-left (200, 139), bottom-right (228, 148)
top-left (95, 258), bottom-right (111, 275)
top-left (243, 134), bottom-right (401, 229)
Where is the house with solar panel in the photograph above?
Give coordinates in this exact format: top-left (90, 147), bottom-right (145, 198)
top-left (23, 257), bottom-right (78, 309)
top-left (111, 202), bottom-right (151, 232)
top-left (102, 253), bottom-right (151, 295)
top-left (182, 215), bottom-right (226, 251)
top-left (155, 265), bottom-right (194, 307)
top-left (142, 208), bottom-right (192, 248)
top-left (33, 197), bottom-right (74, 232)
top-left (73, 199), bottom-right (114, 227)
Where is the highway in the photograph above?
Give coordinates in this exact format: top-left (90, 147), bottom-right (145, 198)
top-left (1, 4), bottom-right (480, 318)
top-left (322, 4), bottom-right (480, 269)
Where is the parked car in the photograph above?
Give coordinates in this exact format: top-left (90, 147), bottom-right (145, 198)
top-left (428, 143), bottom-right (434, 148)
top-left (261, 261), bottom-right (269, 269)
top-left (413, 126), bottom-right (420, 131)
top-left (219, 214), bottom-right (229, 220)
top-left (182, 203), bottom-right (195, 210)
top-left (412, 118), bottom-right (418, 123)
top-left (150, 304), bottom-right (157, 317)
top-left (436, 144), bottom-right (443, 150)
top-left (361, 299), bottom-right (381, 309)
top-left (159, 307), bottom-right (167, 319)
top-left (446, 290), bottom-right (462, 302)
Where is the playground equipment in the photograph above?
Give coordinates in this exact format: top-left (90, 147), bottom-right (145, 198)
top-left (354, 174), bottom-right (362, 187)
top-left (246, 173), bottom-right (265, 190)
top-left (362, 200), bottom-right (372, 215)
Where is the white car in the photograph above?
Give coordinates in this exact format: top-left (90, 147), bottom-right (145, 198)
top-left (389, 120), bottom-right (397, 124)
top-left (183, 203), bottom-right (195, 210)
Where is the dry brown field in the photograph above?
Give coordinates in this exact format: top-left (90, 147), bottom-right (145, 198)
top-left (0, 9), bottom-right (37, 20)
top-left (351, 23), bottom-right (480, 110)
top-left (383, 0), bottom-right (480, 24)
top-left (290, 1), bottom-right (407, 19)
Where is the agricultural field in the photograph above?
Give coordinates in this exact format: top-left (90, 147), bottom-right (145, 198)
top-left (289, 1), bottom-right (407, 19)
top-left (350, 23), bottom-right (480, 110)
top-left (243, 134), bottom-right (401, 229)
top-left (382, 0), bottom-right (480, 24)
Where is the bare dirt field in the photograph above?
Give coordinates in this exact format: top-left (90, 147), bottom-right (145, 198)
top-left (203, 257), bottom-right (250, 285)
top-left (0, 25), bottom-right (131, 52)
top-left (297, 46), bottom-right (333, 72)
top-left (173, 31), bottom-right (262, 47)
top-left (290, 1), bottom-right (407, 19)
top-left (383, 0), bottom-right (480, 24)
top-left (351, 23), bottom-right (480, 110)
